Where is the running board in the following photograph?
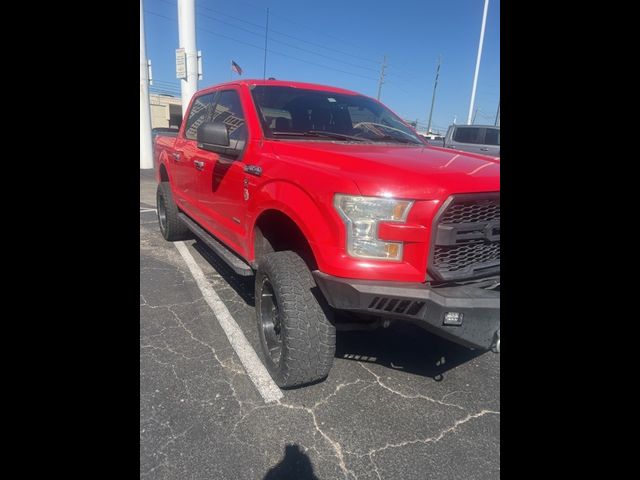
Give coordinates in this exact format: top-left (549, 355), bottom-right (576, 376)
top-left (178, 213), bottom-right (253, 276)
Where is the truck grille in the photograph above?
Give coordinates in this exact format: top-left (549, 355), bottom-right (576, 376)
top-left (429, 193), bottom-right (500, 281)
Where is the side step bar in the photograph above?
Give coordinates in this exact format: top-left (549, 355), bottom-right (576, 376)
top-left (178, 213), bottom-right (253, 276)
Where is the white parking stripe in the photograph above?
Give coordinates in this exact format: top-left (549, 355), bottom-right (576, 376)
top-left (174, 241), bottom-right (283, 403)
top-left (140, 208), bottom-right (157, 213)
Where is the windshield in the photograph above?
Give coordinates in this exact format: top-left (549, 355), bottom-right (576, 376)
top-left (251, 85), bottom-right (424, 145)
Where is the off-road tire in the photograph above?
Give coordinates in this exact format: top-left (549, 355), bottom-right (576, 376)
top-left (255, 251), bottom-right (336, 388)
top-left (156, 182), bottom-right (191, 241)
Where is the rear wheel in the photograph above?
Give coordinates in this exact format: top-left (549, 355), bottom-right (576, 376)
top-left (156, 182), bottom-right (191, 241)
top-left (255, 251), bottom-right (336, 388)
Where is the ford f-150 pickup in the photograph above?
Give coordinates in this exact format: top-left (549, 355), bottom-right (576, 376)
top-left (154, 79), bottom-right (500, 388)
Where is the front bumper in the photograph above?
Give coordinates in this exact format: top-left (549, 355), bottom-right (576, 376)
top-left (313, 271), bottom-right (500, 350)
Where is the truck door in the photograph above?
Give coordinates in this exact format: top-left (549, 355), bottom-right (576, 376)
top-left (172, 92), bottom-right (216, 216)
top-left (196, 89), bottom-right (249, 256)
top-left (482, 127), bottom-right (500, 156)
top-left (448, 126), bottom-right (487, 154)
top-left (447, 126), bottom-right (500, 156)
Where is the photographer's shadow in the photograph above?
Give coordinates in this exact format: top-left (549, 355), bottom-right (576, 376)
top-left (263, 444), bottom-right (319, 480)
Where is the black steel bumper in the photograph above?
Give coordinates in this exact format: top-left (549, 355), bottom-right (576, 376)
top-left (313, 271), bottom-right (500, 350)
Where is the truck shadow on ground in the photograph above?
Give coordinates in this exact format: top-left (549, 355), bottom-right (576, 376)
top-left (191, 239), bottom-right (482, 381)
top-left (192, 240), bottom-right (256, 306)
top-left (336, 321), bottom-right (483, 381)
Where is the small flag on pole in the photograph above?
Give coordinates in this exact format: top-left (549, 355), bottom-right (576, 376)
top-left (231, 61), bottom-right (243, 75)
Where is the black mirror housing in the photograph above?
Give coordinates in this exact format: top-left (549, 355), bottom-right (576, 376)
top-left (196, 122), bottom-right (241, 158)
top-left (197, 122), bottom-right (230, 147)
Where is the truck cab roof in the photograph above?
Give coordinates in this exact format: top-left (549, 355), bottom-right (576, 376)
top-left (196, 79), bottom-right (361, 97)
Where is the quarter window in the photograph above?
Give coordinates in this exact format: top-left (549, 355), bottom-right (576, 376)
top-left (484, 128), bottom-right (500, 146)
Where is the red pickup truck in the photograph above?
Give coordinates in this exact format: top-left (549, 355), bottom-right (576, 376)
top-left (154, 79), bottom-right (500, 388)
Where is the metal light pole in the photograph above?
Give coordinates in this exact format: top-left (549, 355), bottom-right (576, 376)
top-left (494, 99), bottom-right (500, 126)
top-left (177, 0), bottom-right (198, 114)
top-left (140, 0), bottom-right (153, 169)
top-left (467, 0), bottom-right (489, 124)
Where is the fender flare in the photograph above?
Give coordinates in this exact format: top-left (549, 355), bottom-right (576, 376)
top-left (155, 150), bottom-right (173, 184)
top-left (248, 181), bottom-right (337, 265)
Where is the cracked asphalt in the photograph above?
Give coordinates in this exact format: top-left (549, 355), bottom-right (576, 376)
top-left (140, 170), bottom-right (500, 479)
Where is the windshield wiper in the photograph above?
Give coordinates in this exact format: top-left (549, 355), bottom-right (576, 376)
top-left (272, 130), bottom-right (365, 141)
top-left (367, 135), bottom-right (421, 145)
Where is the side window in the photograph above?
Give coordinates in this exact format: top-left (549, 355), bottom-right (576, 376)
top-left (212, 90), bottom-right (247, 148)
top-left (453, 127), bottom-right (484, 144)
top-left (484, 128), bottom-right (500, 146)
top-left (184, 93), bottom-right (215, 140)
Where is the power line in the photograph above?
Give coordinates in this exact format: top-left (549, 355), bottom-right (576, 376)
top-left (196, 1), bottom-right (382, 66)
top-left (145, 10), bottom-right (379, 82)
top-left (195, 10), bottom-right (381, 74)
top-left (159, 0), bottom-right (425, 85)
top-left (194, 0), bottom-right (426, 79)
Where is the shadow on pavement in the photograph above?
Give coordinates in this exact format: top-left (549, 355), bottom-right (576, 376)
top-left (191, 240), bottom-right (256, 306)
top-left (190, 240), bottom-right (482, 381)
top-left (336, 321), bottom-right (483, 381)
top-left (263, 444), bottom-right (319, 480)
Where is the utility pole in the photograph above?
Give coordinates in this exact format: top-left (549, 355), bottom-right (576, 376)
top-left (263, 8), bottom-right (269, 80)
top-left (426, 55), bottom-right (441, 134)
top-left (494, 99), bottom-right (500, 126)
top-left (377, 55), bottom-right (387, 101)
top-left (140, 0), bottom-right (153, 170)
top-left (177, 0), bottom-right (198, 115)
top-left (467, 0), bottom-right (489, 124)
top-left (472, 107), bottom-right (479, 124)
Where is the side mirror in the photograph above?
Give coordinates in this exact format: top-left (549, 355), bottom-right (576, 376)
top-left (196, 122), bottom-right (241, 158)
top-left (197, 122), bottom-right (229, 147)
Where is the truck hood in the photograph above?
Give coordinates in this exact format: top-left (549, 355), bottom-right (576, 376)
top-left (270, 142), bottom-right (500, 199)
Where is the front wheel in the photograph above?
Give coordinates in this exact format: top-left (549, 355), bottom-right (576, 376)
top-left (255, 251), bottom-right (336, 388)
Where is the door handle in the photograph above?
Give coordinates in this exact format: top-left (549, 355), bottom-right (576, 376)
top-left (194, 160), bottom-right (205, 171)
top-left (480, 147), bottom-right (489, 151)
top-left (244, 165), bottom-right (262, 177)
top-left (171, 152), bottom-right (181, 161)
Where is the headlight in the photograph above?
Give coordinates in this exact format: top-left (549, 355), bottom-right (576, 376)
top-left (334, 194), bottom-right (413, 261)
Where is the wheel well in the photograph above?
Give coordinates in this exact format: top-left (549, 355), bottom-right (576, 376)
top-left (159, 164), bottom-right (169, 182)
top-left (254, 210), bottom-right (317, 270)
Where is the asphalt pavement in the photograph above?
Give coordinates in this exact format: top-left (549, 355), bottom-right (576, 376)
top-left (140, 169), bottom-right (500, 479)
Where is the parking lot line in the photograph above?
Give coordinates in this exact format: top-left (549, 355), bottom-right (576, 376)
top-left (140, 208), bottom-right (157, 213)
top-left (174, 241), bottom-right (284, 403)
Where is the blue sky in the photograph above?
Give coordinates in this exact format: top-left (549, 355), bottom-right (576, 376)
top-left (143, 0), bottom-right (500, 134)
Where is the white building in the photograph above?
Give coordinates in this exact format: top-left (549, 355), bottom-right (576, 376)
top-left (150, 94), bottom-right (183, 129)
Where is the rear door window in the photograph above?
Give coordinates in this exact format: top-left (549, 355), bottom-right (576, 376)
top-left (452, 127), bottom-right (484, 144)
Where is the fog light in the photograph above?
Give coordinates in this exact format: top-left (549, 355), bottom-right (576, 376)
top-left (443, 312), bottom-right (463, 326)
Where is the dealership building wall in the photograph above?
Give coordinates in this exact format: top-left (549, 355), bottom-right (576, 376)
top-left (150, 94), bottom-right (183, 129)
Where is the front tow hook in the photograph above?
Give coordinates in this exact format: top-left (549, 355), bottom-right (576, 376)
top-left (491, 328), bottom-right (500, 353)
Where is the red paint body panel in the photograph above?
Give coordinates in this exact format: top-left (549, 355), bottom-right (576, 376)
top-left (154, 80), bottom-right (500, 283)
